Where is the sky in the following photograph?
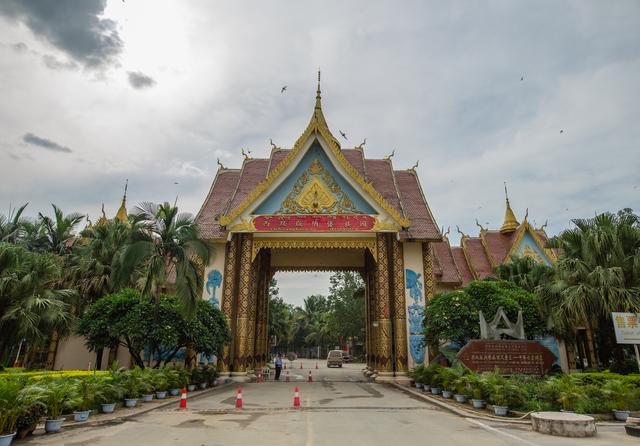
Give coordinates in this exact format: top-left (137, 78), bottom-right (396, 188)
top-left (1, 1), bottom-right (639, 303)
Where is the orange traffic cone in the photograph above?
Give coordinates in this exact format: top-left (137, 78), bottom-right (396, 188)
top-left (180, 387), bottom-right (187, 409)
top-left (300, 362), bottom-right (303, 369)
top-left (285, 370), bottom-right (290, 382)
top-left (257, 372), bottom-right (262, 383)
top-left (235, 387), bottom-right (243, 409)
top-left (293, 386), bottom-right (301, 408)
top-left (308, 370), bottom-right (313, 383)
top-left (315, 362), bottom-right (319, 369)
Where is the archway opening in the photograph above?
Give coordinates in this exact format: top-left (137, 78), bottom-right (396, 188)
top-left (268, 270), bottom-right (366, 363)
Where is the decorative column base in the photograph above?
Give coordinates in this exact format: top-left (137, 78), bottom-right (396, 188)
top-left (393, 372), bottom-right (412, 385)
top-left (374, 371), bottom-right (395, 383)
top-left (230, 372), bottom-right (251, 383)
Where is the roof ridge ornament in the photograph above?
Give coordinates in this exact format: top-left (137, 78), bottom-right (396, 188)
top-left (384, 149), bottom-right (395, 160)
top-left (241, 148), bottom-right (253, 160)
top-left (356, 138), bottom-right (366, 151)
top-left (217, 158), bottom-right (226, 170)
top-left (408, 160), bottom-right (419, 173)
top-left (269, 138), bottom-right (281, 151)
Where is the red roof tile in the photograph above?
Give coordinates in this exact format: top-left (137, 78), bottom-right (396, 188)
top-left (226, 159), bottom-right (270, 212)
top-left (451, 246), bottom-right (475, 286)
top-left (364, 159), bottom-right (404, 216)
top-left (464, 238), bottom-right (494, 279)
top-left (482, 230), bottom-right (518, 264)
top-left (342, 149), bottom-right (366, 177)
top-left (394, 170), bottom-right (441, 240)
top-left (196, 170), bottom-right (241, 239)
top-left (432, 240), bottom-right (462, 284)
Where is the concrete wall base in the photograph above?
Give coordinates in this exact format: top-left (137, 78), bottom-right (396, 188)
top-left (531, 412), bottom-right (597, 437)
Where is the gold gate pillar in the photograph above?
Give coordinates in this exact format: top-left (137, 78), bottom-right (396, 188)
top-left (391, 238), bottom-right (409, 377)
top-left (219, 235), bottom-right (239, 375)
top-left (364, 253), bottom-right (376, 374)
top-left (232, 234), bottom-right (257, 380)
top-left (374, 233), bottom-right (394, 382)
top-left (253, 249), bottom-right (270, 372)
top-left (421, 242), bottom-right (436, 363)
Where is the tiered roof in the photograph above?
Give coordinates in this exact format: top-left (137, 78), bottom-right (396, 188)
top-left (196, 75), bottom-right (441, 242)
top-left (431, 192), bottom-right (554, 288)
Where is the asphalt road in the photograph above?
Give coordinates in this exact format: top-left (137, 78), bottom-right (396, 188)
top-left (25, 362), bottom-right (634, 446)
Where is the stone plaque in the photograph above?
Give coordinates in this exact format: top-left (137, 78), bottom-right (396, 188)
top-left (457, 340), bottom-right (556, 375)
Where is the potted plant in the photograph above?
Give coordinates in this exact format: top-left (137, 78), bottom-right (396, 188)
top-left (167, 367), bottom-right (188, 395)
top-left (429, 369), bottom-right (443, 395)
top-left (41, 381), bottom-right (77, 433)
top-left (153, 372), bottom-right (169, 399)
top-left (204, 365), bottom-right (218, 387)
top-left (439, 368), bottom-right (458, 399)
top-left (72, 379), bottom-right (97, 422)
top-left (555, 379), bottom-right (581, 413)
top-left (15, 403), bottom-right (45, 440)
top-left (489, 381), bottom-right (523, 416)
top-left (603, 380), bottom-right (633, 421)
top-left (95, 380), bottom-right (120, 414)
top-left (0, 407), bottom-right (19, 446)
top-left (188, 368), bottom-right (201, 392)
top-left (453, 374), bottom-right (469, 403)
top-left (140, 376), bottom-right (155, 403)
top-left (123, 372), bottom-right (141, 408)
top-left (468, 375), bottom-right (486, 409)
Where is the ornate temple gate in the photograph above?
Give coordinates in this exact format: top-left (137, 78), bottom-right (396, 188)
top-left (194, 76), bottom-right (442, 383)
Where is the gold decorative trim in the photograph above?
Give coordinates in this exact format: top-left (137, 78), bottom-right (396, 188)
top-left (227, 217), bottom-right (256, 232)
top-left (251, 237), bottom-right (377, 262)
top-left (504, 221), bottom-right (557, 263)
top-left (272, 265), bottom-right (364, 274)
top-left (219, 95), bottom-right (410, 228)
top-left (372, 218), bottom-right (400, 231)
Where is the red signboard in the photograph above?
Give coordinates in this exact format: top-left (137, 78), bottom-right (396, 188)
top-left (253, 214), bottom-right (375, 232)
top-left (457, 340), bottom-right (556, 375)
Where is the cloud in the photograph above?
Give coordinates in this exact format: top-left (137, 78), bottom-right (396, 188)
top-left (42, 54), bottom-right (77, 70)
top-left (127, 71), bottom-right (156, 89)
top-left (10, 42), bottom-right (27, 52)
top-left (23, 133), bottom-right (72, 153)
top-left (0, 0), bottom-right (123, 70)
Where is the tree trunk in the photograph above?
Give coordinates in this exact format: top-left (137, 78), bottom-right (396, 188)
top-left (45, 330), bottom-right (59, 370)
top-left (95, 347), bottom-right (104, 370)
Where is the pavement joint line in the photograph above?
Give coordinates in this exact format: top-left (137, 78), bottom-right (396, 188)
top-left (466, 418), bottom-right (541, 446)
top-left (182, 406), bottom-right (435, 414)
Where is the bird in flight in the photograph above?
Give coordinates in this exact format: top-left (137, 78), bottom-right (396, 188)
top-left (281, 86), bottom-right (287, 93)
top-left (520, 76), bottom-right (524, 81)
top-left (560, 129), bottom-right (564, 134)
top-left (339, 130), bottom-right (348, 140)
top-left (174, 182), bottom-right (179, 185)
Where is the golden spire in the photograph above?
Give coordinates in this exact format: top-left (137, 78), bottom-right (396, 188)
top-left (500, 182), bottom-right (519, 233)
top-left (115, 179), bottom-right (129, 225)
top-left (309, 69), bottom-right (340, 147)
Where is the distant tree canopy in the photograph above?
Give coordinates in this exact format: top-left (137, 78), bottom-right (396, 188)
top-left (77, 288), bottom-right (230, 368)
top-left (423, 280), bottom-right (547, 346)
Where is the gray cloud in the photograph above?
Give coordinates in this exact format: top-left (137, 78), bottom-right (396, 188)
top-left (10, 42), bottom-right (27, 52)
top-left (127, 71), bottom-right (156, 90)
top-left (23, 133), bottom-right (72, 153)
top-left (42, 54), bottom-right (77, 70)
top-left (0, 0), bottom-right (122, 70)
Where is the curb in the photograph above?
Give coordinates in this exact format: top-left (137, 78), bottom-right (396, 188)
top-left (32, 382), bottom-right (235, 434)
top-left (392, 383), bottom-right (531, 425)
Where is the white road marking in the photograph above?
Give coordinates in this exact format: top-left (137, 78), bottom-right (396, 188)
top-left (465, 418), bottom-right (541, 446)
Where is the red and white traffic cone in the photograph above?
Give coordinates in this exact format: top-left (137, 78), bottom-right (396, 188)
top-left (308, 370), bottom-right (313, 383)
top-left (257, 372), bottom-right (262, 383)
top-left (180, 387), bottom-right (187, 410)
top-left (315, 362), bottom-right (319, 369)
top-left (293, 386), bottom-right (301, 408)
top-left (285, 370), bottom-right (290, 382)
top-left (300, 362), bottom-right (303, 369)
top-left (235, 387), bottom-right (243, 409)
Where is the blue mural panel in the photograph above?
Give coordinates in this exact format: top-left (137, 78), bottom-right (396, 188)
top-left (536, 335), bottom-right (561, 366)
top-left (406, 268), bottom-right (425, 364)
top-left (514, 231), bottom-right (552, 266)
top-left (253, 142), bottom-right (376, 215)
top-left (206, 269), bottom-right (222, 309)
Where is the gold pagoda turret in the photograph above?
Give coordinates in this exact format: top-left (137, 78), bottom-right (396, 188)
top-left (500, 183), bottom-right (519, 233)
top-left (115, 180), bottom-right (129, 225)
top-left (96, 203), bottom-right (108, 226)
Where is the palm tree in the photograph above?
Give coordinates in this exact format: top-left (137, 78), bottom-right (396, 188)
top-left (538, 209), bottom-right (640, 366)
top-left (117, 202), bottom-right (209, 316)
top-left (496, 256), bottom-right (553, 293)
top-left (38, 204), bottom-right (84, 255)
top-left (0, 203), bottom-right (29, 244)
top-left (0, 243), bottom-right (74, 367)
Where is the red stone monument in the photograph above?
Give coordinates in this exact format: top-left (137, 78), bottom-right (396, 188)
top-left (457, 339), bottom-right (556, 375)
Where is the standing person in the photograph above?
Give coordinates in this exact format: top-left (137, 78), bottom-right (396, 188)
top-left (274, 353), bottom-right (283, 381)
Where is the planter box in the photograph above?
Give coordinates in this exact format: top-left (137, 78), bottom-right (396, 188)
top-left (156, 391), bottom-right (168, 399)
top-left (169, 388), bottom-right (181, 396)
top-left (614, 410), bottom-right (630, 422)
top-left (44, 418), bottom-right (64, 433)
top-left (442, 390), bottom-right (453, 399)
top-left (73, 410), bottom-right (91, 422)
top-left (430, 387), bottom-right (441, 395)
top-left (142, 394), bottom-right (154, 403)
top-left (124, 398), bottom-right (138, 408)
top-left (199, 382), bottom-right (208, 390)
top-left (494, 405), bottom-right (509, 416)
top-left (471, 399), bottom-right (485, 409)
top-left (454, 394), bottom-right (467, 403)
top-left (415, 383), bottom-right (422, 389)
top-left (187, 384), bottom-right (196, 392)
top-left (0, 432), bottom-right (16, 446)
top-left (101, 403), bottom-right (116, 414)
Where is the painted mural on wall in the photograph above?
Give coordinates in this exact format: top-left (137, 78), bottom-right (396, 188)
top-left (406, 268), bottom-right (425, 364)
top-left (206, 270), bottom-right (222, 309)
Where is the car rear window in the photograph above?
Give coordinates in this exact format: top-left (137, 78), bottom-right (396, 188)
top-left (328, 351), bottom-right (342, 357)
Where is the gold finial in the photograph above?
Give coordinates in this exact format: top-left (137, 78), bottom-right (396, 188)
top-left (539, 220), bottom-right (548, 232)
top-left (475, 218), bottom-right (486, 232)
top-left (408, 160), bottom-right (419, 172)
top-left (115, 179), bottom-right (129, 225)
top-left (456, 225), bottom-right (468, 240)
top-left (500, 182), bottom-right (519, 233)
top-left (217, 158), bottom-right (226, 170)
top-left (241, 148), bottom-right (252, 160)
top-left (270, 138), bottom-right (280, 150)
top-left (442, 226), bottom-right (451, 239)
top-left (384, 149), bottom-right (395, 160)
top-left (356, 138), bottom-right (367, 151)
top-left (524, 208), bottom-right (529, 222)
